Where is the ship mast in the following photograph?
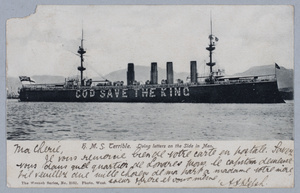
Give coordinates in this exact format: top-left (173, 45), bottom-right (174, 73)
top-left (77, 30), bottom-right (86, 86)
top-left (206, 14), bottom-right (216, 74)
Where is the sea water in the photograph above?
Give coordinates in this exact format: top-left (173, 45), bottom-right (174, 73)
top-left (6, 100), bottom-right (294, 141)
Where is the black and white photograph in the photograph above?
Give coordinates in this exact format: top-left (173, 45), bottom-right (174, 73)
top-left (4, 5), bottom-right (296, 189)
top-left (6, 5), bottom-right (293, 141)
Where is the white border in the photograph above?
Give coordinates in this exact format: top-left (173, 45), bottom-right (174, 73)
top-left (1, 0), bottom-right (298, 193)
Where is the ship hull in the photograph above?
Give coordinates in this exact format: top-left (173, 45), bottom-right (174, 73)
top-left (19, 81), bottom-right (285, 103)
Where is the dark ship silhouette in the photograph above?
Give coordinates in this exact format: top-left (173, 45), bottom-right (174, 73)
top-left (18, 22), bottom-right (284, 103)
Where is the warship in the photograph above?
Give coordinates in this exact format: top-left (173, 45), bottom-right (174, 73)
top-left (18, 23), bottom-right (285, 103)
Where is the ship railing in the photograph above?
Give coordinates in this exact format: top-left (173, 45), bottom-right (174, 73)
top-left (22, 87), bottom-right (65, 91)
top-left (204, 74), bottom-right (275, 85)
top-left (21, 83), bottom-right (66, 91)
top-left (92, 85), bottom-right (127, 89)
top-left (79, 86), bottom-right (93, 89)
top-left (190, 74), bottom-right (276, 86)
top-left (91, 83), bottom-right (191, 90)
top-left (21, 84), bottom-right (96, 91)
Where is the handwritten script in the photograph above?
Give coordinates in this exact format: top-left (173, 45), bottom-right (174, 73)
top-left (7, 140), bottom-right (294, 188)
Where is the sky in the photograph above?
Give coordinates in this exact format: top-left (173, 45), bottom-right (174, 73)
top-left (6, 5), bottom-right (294, 78)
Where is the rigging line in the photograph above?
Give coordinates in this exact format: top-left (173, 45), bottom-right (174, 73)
top-left (87, 63), bottom-right (107, 80)
top-left (67, 62), bottom-right (78, 79)
top-left (203, 60), bottom-right (206, 76)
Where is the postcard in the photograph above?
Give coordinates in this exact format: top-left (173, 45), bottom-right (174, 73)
top-left (6, 5), bottom-right (294, 188)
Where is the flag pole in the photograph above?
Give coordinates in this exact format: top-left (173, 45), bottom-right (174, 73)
top-left (274, 63), bottom-right (276, 79)
top-left (274, 63), bottom-right (280, 79)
